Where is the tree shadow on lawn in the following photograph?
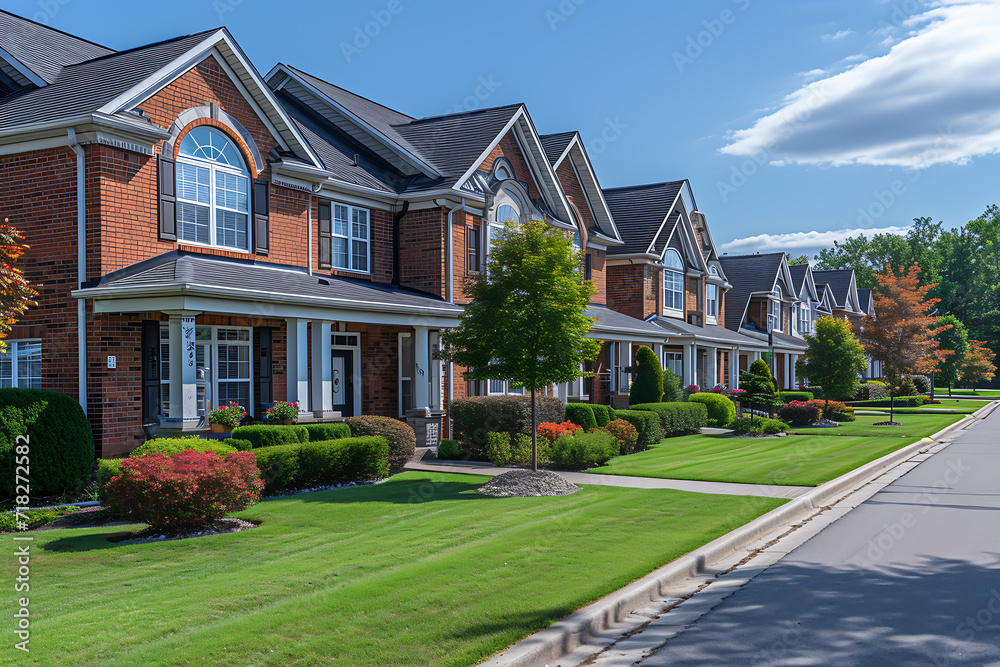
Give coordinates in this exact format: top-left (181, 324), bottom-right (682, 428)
top-left (40, 526), bottom-right (146, 553)
top-left (288, 475), bottom-right (536, 506)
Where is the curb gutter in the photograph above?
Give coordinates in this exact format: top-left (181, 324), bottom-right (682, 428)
top-left (479, 402), bottom-right (996, 667)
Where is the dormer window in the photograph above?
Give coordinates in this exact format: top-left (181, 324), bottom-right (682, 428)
top-left (176, 126), bottom-right (251, 251)
top-left (495, 165), bottom-right (512, 180)
top-left (496, 204), bottom-right (519, 224)
top-left (663, 249), bottom-right (684, 314)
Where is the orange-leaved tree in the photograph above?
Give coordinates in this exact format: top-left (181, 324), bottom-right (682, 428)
top-left (960, 339), bottom-right (997, 389)
top-left (860, 264), bottom-right (951, 383)
top-left (0, 219), bottom-right (38, 351)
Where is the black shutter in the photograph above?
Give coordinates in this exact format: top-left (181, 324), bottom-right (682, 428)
top-left (254, 179), bottom-right (269, 255)
top-left (157, 155), bottom-right (177, 241)
top-left (318, 200), bottom-right (332, 269)
top-left (584, 253), bottom-right (592, 281)
top-left (254, 327), bottom-right (273, 418)
top-left (141, 320), bottom-right (161, 424)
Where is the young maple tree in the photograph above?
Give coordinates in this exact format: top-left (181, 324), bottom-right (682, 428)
top-left (0, 220), bottom-right (38, 351)
top-left (800, 316), bottom-right (868, 406)
top-left (960, 339), bottom-right (997, 389)
top-left (860, 264), bottom-right (951, 382)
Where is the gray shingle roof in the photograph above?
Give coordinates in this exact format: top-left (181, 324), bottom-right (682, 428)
top-left (602, 181), bottom-right (682, 255)
top-left (857, 287), bottom-right (873, 314)
top-left (812, 269), bottom-right (854, 308)
top-left (0, 31), bottom-right (214, 131)
top-left (539, 131), bottom-right (576, 165)
top-left (78, 251), bottom-right (465, 316)
top-left (651, 317), bottom-right (767, 347)
top-left (789, 263), bottom-right (809, 294)
top-left (585, 305), bottom-right (668, 338)
top-left (718, 253), bottom-right (784, 331)
top-left (0, 10), bottom-right (114, 84)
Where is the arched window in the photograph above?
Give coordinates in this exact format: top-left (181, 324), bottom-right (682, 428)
top-left (496, 204), bottom-right (519, 224)
top-left (663, 249), bottom-right (684, 313)
top-left (769, 285), bottom-right (783, 332)
top-left (495, 164), bottom-right (512, 180)
top-left (177, 126), bottom-right (251, 250)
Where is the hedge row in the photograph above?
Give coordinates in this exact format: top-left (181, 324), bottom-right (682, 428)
top-left (845, 396), bottom-right (925, 408)
top-left (629, 402), bottom-right (708, 438)
top-left (451, 395), bottom-right (564, 456)
top-left (612, 410), bottom-right (662, 449)
top-left (234, 436), bottom-right (389, 495)
top-left (687, 393), bottom-right (736, 427)
top-left (231, 425), bottom-right (309, 448)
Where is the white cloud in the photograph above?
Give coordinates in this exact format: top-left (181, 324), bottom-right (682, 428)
top-left (720, 1), bottom-right (1000, 168)
top-left (719, 225), bottom-right (911, 256)
top-left (822, 29), bottom-right (854, 40)
top-left (798, 68), bottom-right (828, 81)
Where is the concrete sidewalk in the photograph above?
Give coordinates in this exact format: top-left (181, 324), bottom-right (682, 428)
top-left (404, 457), bottom-right (811, 499)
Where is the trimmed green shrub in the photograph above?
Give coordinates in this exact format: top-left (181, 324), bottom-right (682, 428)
top-left (344, 415), bottom-right (416, 466)
top-left (450, 395), bottom-right (564, 456)
top-left (629, 402), bottom-right (709, 438)
top-left (301, 422), bottom-right (351, 442)
top-left (296, 437), bottom-right (390, 487)
top-left (777, 401), bottom-right (821, 426)
top-left (231, 425), bottom-right (308, 449)
top-left (131, 438), bottom-right (236, 458)
top-left (565, 403), bottom-right (598, 430)
top-left (750, 359), bottom-right (778, 391)
top-left (732, 417), bottom-right (788, 435)
top-left (551, 431), bottom-right (619, 469)
top-left (0, 388), bottom-right (95, 497)
top-left (221, 438), bottom-right (253, 452)
top-left (591, 404), bottom-right (613, 427)
top-left (910, 374), bottom-right (931, 394)
top-left (252, 444), bottom-right (300, 495)
top-left (779, 391), bottom-right (815, 403)
top-left (437, 439), bottom-right (462, 460)
top-left (511, 433), bottom-right (548, 467)
top-left (629, 345), bottom-right (663, 405)
top-left (687, 393), bottom-right (736, 428)
top-left (96, 458), bottom-right (123, 501)
top-left (485, 432), bottom-right (513, 466)
top-left (662, 367), bottom-right (682, 403)
top-left (613, 409), bottom-right (662, 449)
top-left (855, 382), bottom-right (889, 400)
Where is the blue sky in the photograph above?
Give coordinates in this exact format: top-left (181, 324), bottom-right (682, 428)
top-left (10, 0), bottom-right (1000, 258)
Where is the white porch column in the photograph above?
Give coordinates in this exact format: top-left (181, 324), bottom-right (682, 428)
top-left (167, 313), bottom-right (199, 426)
top-left (311, 320), bottom-right (333, 414)
top-left (684, 342), bottom-right (697, 386)
top-left (414, 326), bottom-right (430, 409)
top-left (790, 354), bottom-right (799, 389)
top-left (619, 342), bottom-right (633, 393)
top-left (286, 318), bottom-right (309, 411)
top-left (654, 343), bottom-right (664, 369)
top-left (706, 346), bottom-right (718, 389)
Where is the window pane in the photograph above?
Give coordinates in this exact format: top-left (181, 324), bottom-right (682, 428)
top-left (216, 210), bottom-right (248, 249)
top-left (0, 346), bottom-right (12, 388)
top-left (332, 237), bottom-right (349, 269)
top-left (352, 208), bottom-right (369, 239)
top-left (334, 205), bottom-right (349, 236)
top-left (665, 270), bottom-right (684, 311)
top-left (17, 342), bottom-right (40, 388)
top-left (489, 379), bottom-right (505, 394)
top-left (352, 240), bottom-right (368, 272)
top-left (215, 171), bottom-right (249, 212)
top-left (217, 381), bottom-right (249, 407)
top-left (178, 202), bottom-right (210, 244)
top-left (177, 163), bottom-right (210, 203)
top-left (217, 344), bottom-right (250, 380)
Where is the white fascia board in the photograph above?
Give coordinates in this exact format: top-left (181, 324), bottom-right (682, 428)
top-left (512, 115), bottom-right (573, 222)
top-left (566, 140), bottom-right (622, 243)
top-left (0, 45), bottom-right (46, 87)
top-left (587, 328), bottom-right (668, 344)
top-left (453, 107), bottom-right (523, 189)
top-left (606, 253), bottom-right (661, 265)
top-left (267, 64), bottom-right (439, 178)
top-left (571, 140), bottom-right (623, 243)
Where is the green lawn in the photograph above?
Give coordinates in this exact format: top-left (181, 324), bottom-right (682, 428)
top-left (590, 433), bottom-right (919, 487)
top-left (859, 398), bottom-right (992, 415)
top-left (17, 472), bottom-right (783, 666)
top-left (941, 388), bottom-right (1000, 396)
top-left (788, 413), bottom-right (964, 438)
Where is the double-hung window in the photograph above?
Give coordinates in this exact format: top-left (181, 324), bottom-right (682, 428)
top-left (663, 351), bottom-right (683, 379)
top-left (769, 287), bottom-right (783, 332)
top-left (797, 302), bottom-right (810, 334)
top-left (319, 202), bottom-right (370, 273)
top-left (159, 325), bottom-right (252, 416)
top-left (176, 126), bottom-right (251, 251)
top-left (0, 340), bottom-right (41, 389)
top-left (663, 249), bottom-right (685, 314)
top-left (467, 225), bottom-right (481, 273)
top-left (706, 284), bottom-right (718, 323)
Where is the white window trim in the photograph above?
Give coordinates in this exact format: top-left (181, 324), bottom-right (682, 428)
top-left (663, 350), bottom-right (683, 379)
top-left (706, 284), bottom-right (718, 325)
top-left (159, 324), bottom-right (253, 416)
top-left (330, 203), bottom-right (372, 275)
top-left (0, 339), bottom-right (41, 389)
top-left (398, 332), bottom-right (412, 417)
top-left (177, 138), bottom-right (252, 253)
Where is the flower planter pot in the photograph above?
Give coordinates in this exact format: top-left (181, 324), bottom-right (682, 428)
top-left (209, 423), bottom-right (233, 434)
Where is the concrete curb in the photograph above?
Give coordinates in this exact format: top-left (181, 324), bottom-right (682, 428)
top-left (479, 403), bottom-right (995, 667)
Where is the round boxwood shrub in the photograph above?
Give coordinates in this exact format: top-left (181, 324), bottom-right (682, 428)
top-left (629, 346), bottom-right (663, 405)
top-left (0, 388), bottom-right (94, 497)
top-left (344, 415), bottom-right (416, 466)
top-left (565, 403), bottom-right (598, 430)
top-left (590, 404), bottom-right (613, 427)
top-left (687, 393), bottom-right (737, 428)
top-left (221, 438), bottom-right (253, 452)
top-left (437, 439), bottom-right (461, 460)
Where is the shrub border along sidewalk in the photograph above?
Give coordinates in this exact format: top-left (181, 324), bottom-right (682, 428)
top-left (480, 400), bottom-right (999, 667)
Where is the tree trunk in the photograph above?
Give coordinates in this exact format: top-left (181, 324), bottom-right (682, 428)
top-left (531, 386), bottom-right (538, 472)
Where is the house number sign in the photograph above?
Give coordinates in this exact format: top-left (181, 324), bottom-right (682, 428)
top-left (181, 317), bottom-right (196, 368)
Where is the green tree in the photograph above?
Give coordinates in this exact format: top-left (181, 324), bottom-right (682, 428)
top-left (800, 316), bottom-right (868, 406)
top-left (0, 221), bottom-right (38, 351)
top-left (935, 315), bottom-right (968, 396)
top-left (739, 365), bottom-right (778, 425)
top-left (443, 220), bottom-right (601, 471)
top-left (749, 358), bottom-right (777, 392)
top-left (785, 254), bottom-right (810, 266)
top-left (629, 346), bottom-right (663, 405)
top-left (662, 367), bottom-right (682, 402)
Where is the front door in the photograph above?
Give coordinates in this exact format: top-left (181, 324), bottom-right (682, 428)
top-left (331, 349), bottom-right (355, 417)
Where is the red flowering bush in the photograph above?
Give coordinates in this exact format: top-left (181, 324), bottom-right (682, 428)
top-left (602, 418), bottom-right (639, 454)
top-left (536, 421), bottom-right (582, 444)
top-left (807, 399), bottom-right (855, 422)
top-left (104, 450), bottom-right (264, 529)
top-left (776, 400), bottom-right (821, 426)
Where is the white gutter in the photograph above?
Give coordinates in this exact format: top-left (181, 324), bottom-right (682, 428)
top-left (67, 129), bottom-right (86, 415)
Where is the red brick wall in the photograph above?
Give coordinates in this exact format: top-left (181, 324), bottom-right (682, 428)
top-left (607, 264), bottom-right (659, 320)
top-left (481, 131), bottom-right (543, 200)
top-left (587, 249), bottom-right (607, 305)
top-left (399, 206), bottom-right (446, 298)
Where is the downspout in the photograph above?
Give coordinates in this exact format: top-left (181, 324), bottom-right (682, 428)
top-left (434, 197), bottom-right (475, 304)
top-left (391, 200), bottom-right (409, 286)
top-left (68, 129), bottom-right (86, 415)
top-left (307, 194), bottom-right (313, 275)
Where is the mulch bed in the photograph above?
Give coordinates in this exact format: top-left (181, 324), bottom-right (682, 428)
top-left (479, 469), bottom-right (581, 497)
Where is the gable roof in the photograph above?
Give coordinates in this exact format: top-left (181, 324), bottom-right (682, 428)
top-left (812, 269), bottom-right (864, 314)
top-left (539, 131), bottom-right (576, 165)
top-left (857, 288), bottom-right (874, 316)
top-left (0, 10), bottom-right (114, 85)
top-left (603, 181), bottom-right (684, 255)
top-left (718, 253), bottom-right (786, 331)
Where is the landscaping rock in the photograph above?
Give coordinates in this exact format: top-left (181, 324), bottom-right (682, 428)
top-left (479, 469), bottom-right (581, 497)
top-left (812, 419), bottom-right (841, 428)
